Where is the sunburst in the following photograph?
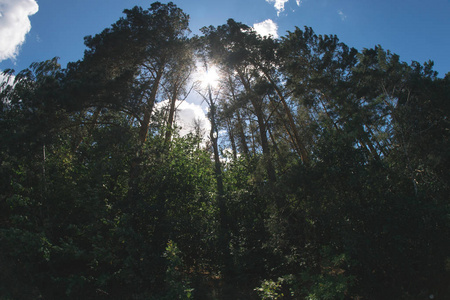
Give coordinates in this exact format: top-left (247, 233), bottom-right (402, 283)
top-left (199, 65), bottom-right (220, 88)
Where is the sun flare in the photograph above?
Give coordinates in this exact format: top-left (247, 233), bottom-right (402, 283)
top-left (199, 66), bottom-right (220, 88)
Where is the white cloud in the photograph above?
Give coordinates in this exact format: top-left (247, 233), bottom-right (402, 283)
top-left (156, 100), bottom-right (211, 143)
top-left (266, 0), bottom-right (289, 16)
top-left (338, 10), bottom-right (347, 21)
top-left (266, 0), bottom-right (301, 16)
top-left (253, 19), bottom-right (279, 38)
top-left (176, 101), bottom-right (211, 140)
top-left (0, 0), bottom-right (39, 62)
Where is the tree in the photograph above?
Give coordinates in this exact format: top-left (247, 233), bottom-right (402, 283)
top-left (161, 38), bottom-right (196, 146)
top-left (2, 6), bottom-right (450, 298)
top-left (73, 2), bottom-right (191, 145)
top-left (201, 20), bottom-right (277, 183)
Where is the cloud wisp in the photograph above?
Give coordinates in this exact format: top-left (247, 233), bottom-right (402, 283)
top-left (338, 10), bottom-right (347, 21)
top-left (266, 0), bottom-right (301, 16)
top-left (253, 19), bottom-right (279, 38)
top-left (0, 0), bottom-right (39, 62)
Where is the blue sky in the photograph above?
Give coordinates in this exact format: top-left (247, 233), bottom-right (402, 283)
top-left (1, 0), bottom-right (449, 76)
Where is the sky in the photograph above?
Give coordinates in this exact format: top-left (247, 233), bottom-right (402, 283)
top-left (0, 0), bottom-right (449, 76)
top-left (0, 0), bottom-right (449, 135)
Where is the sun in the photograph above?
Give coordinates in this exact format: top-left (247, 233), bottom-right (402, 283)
top-left (199, 66), bottom-right (220, 88)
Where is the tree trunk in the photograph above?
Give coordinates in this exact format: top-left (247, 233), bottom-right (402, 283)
top-left (236, 111), bottom-right (250, 159)
top-left (164, 86), bottom-right (178, 146)
top-left (238, 69), bottom-right (276, 182)
top-left (255, 103), bottom-right (276, 182)
top-left (129, 65), bottom-right (164, 203)
top-left (138, 66), bottom-right (164, 145)
top-left (206, 86), bottom-right (232, 282)
top-left (226, 118), bottom-right (238, 160)
top-left (262, 70), bottom-right (309, 165)
top-left (227, 77), bottom-right (250, 159)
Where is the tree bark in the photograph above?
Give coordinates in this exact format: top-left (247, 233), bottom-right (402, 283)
top-left (164, 86), bottom-right (178, 146)
top-left (138, 66), bottom-right (164, 145)
top-left (238, 69), bottom-right (276, 182)
top-left (261, 69), bottom-right (309, 165)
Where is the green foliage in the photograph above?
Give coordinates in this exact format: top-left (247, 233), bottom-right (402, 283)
top-left (1, 2), bottom-right (449, 299)
top-left (300, 248), bottom-right (355, 300)
top-left (254, 278), bottom-right (284, 300)
top-left (160, 240), bottom-right (194, 299)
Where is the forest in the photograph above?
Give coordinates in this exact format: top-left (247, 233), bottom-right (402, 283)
top-left (1, 2), bottom-right (449, 299)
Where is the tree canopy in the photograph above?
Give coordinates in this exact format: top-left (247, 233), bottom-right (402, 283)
top-left (1, 2), bottom-right (449, 299)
